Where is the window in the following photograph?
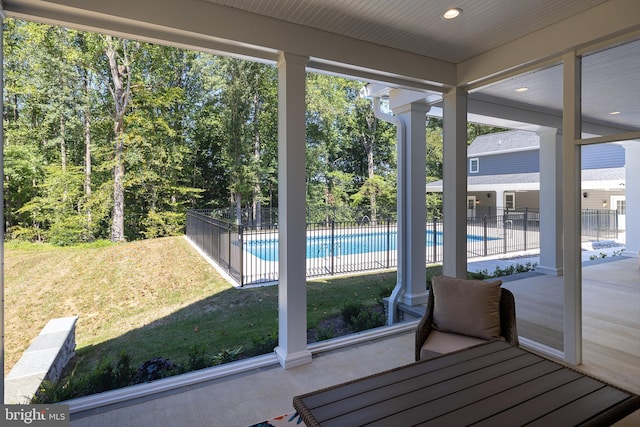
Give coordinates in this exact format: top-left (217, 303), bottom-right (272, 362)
top-left (504, 192), bottom-right (515, 209)
top-left (469, 158), bottom-right (479, 173)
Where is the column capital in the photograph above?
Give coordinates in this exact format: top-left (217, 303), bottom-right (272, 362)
top-left (388, 88), bottom-right (430, 112)
top-left (392, 99), bottom-right (431, 116)
top-left (536, 127), bottom-right (562, 138)
top-left (443, 86), bottom-right (468, 97)
top-left (277, 52), bottom-right (309, 68)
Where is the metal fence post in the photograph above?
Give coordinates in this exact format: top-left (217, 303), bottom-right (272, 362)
top-left (503, 212), bottom-right (508, 254)
top-left (330, 220), bottom-right (335, 275)
top-left (432, 217), bottom-right (438, 263)
top-left (523, 208), bottom-right (528, 251)
top-left (386, 218), bottom-right (390, 268)
top-left (239, 224), bottom-right (244, 287)
top-left (227, 222), bottom-right (231, 273)
top-left (483, 215), bottom-right (488, 257)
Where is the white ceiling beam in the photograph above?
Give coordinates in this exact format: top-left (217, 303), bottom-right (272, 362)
top-left (3, 0), bottom-right (456, 87)
top-left (457, 0), bottom-right (640, 86)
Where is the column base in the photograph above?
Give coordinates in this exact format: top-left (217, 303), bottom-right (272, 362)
top-left (399, 290), bottom-right (429, 306)
top-left (275, 346), bottom-right (312, 369)
top-left (535, 265), bottom-right (563, 276)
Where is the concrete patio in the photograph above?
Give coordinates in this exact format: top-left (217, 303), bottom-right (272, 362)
top-left (68, 256), bottom-right (639, 427)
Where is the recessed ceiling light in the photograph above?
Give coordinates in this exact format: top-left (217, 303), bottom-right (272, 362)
top-left (442, 7), bottom-right (463, 20)
top-left (515, 87), bottom-right (529, 92)
top-left (609, 111), bottom-right (621, 115)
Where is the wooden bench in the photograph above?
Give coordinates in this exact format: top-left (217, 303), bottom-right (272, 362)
top-left (4, 316), bottom-right (78, 404)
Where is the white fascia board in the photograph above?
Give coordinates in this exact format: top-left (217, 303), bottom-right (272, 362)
top-left (581, 180), bottom-right (627, 191)
top-left (4, 0), bottom-right (456, 87)
top-left (427, 183), bottom-right (541, 193)
top-left (471, 147), bottom-right (538, 157)
top-left (470, 183), bottom-right (540, 192)
top-left (457, 0), bottom-right (640, 86)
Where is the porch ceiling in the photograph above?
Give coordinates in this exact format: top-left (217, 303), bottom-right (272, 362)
top-left (204, 0), bottom-right (638, 132)
top-left (204, 0), bottom-right (607, 63)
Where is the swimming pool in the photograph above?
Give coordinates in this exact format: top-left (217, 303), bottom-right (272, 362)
top-left (244, 230), bottom-right (494, 261)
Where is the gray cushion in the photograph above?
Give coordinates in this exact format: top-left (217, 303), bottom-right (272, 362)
top-left (420, 330), bottom-right (488, 360)
top-left (431, 275), bottom-right (502, 340)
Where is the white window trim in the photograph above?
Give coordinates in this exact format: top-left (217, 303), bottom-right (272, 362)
top-left (469, 157), bottom-right (479, 174)
top-left (504, 192), bottom-right (515, 209)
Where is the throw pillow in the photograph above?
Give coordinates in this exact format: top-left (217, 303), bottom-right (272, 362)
top-left (431, 275), bottom-right (502, 340)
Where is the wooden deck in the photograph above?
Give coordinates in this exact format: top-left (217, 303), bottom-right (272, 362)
top-left (503, 257), bottom-right (640, 396)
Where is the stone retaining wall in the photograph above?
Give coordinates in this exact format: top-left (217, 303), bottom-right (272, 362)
top-left (4, 316), bottom-right (78, 404)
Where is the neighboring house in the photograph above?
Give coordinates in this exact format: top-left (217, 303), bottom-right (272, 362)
top-left (426, 130), bottom-right (627, 229)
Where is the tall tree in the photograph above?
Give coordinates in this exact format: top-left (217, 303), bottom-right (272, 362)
top-left (103, 35), bottom-right (136, 242)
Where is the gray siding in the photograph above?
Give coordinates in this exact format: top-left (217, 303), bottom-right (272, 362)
top-left (470, 151), bottom-right (539, 175)
top-left (581, 144), bottom-right (625, 169)
top-left (512, 191), bottom-right (538, 210)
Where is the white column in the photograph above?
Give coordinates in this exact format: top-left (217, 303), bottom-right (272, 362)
top-left (274, 52), bottom-right (312, 369)
top-left (562, 51), bottom-right (582, 365)
top-left (537, 129), bottom-right (563, 276)
top-left (391, 99), bottom-right (429, 307)
top-left (442, 88), bottom-right (468, 278)
top-left (622, 141), bottom-right (640, 257)
top-left (495, 190), bottom-right (505, 212)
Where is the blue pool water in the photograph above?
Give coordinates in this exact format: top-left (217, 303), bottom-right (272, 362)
top-left (245, 230), bottom-right (494, 262)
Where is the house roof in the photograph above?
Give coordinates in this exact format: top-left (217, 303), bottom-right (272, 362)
top-left (468, 130), bottom-right (539, 156)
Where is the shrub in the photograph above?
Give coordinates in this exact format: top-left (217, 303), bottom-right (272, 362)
top-left (341, 302), bottom-right (365, 325)
top-left (87, 351), bottom-right (135, 393)
top-left (185, 344), bottom-right (211, 371)
top-left (32, 372), bottom-right (89, 404)
top-left (349, 309), bottom-right (386, 332)
top-left (247, 333), bottom-right (278, 357)
top-left (213, 347), bottom-right (242, 365)
top-left (493, 262), bottom-right (537, 277)
top-left (134, 357), bottom-right (178, 383)
top-left (316, 326), bottom-right (337, 341)
top-left (376, 285), bottom-right (395, 305)
top-left (340, 301), bottom-right (387, 332)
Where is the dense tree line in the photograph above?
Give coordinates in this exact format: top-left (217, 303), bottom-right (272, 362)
top-left (3, 19), bottom-right (470, 245)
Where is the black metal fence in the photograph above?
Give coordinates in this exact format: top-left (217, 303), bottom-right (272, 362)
top-left (207, 206), bottom-right (398, 229)
top-left (186, 210), bottom-right (244, 286)
top-left (187, 208), bottom-right (576, 286)
top-left (582, 209), bottom-right (619, 240)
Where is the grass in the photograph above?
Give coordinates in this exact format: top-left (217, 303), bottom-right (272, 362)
top-left (4, 236), bottom-right (436, 379)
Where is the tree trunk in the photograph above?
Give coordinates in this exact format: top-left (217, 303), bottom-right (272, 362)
top-left (83, 72), bottom-right (93, 231)
top-left (105, 36), bottom-right (133, 243)
top-left (367, 147), bottom-right (377, 223)
top-left (364, 114), bottom-right (377, 223)
top-left (60, 116), bottom-right (67, 173)
top-left (252, 91), bottom-right (262, 229)
top-left (112, 135), bottom-right (126, 242)
top-left (235, 193), bottom-right (242, 225)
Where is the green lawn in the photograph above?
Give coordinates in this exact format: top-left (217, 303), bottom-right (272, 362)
top-left (4, 237), bottom-right (439, 379)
